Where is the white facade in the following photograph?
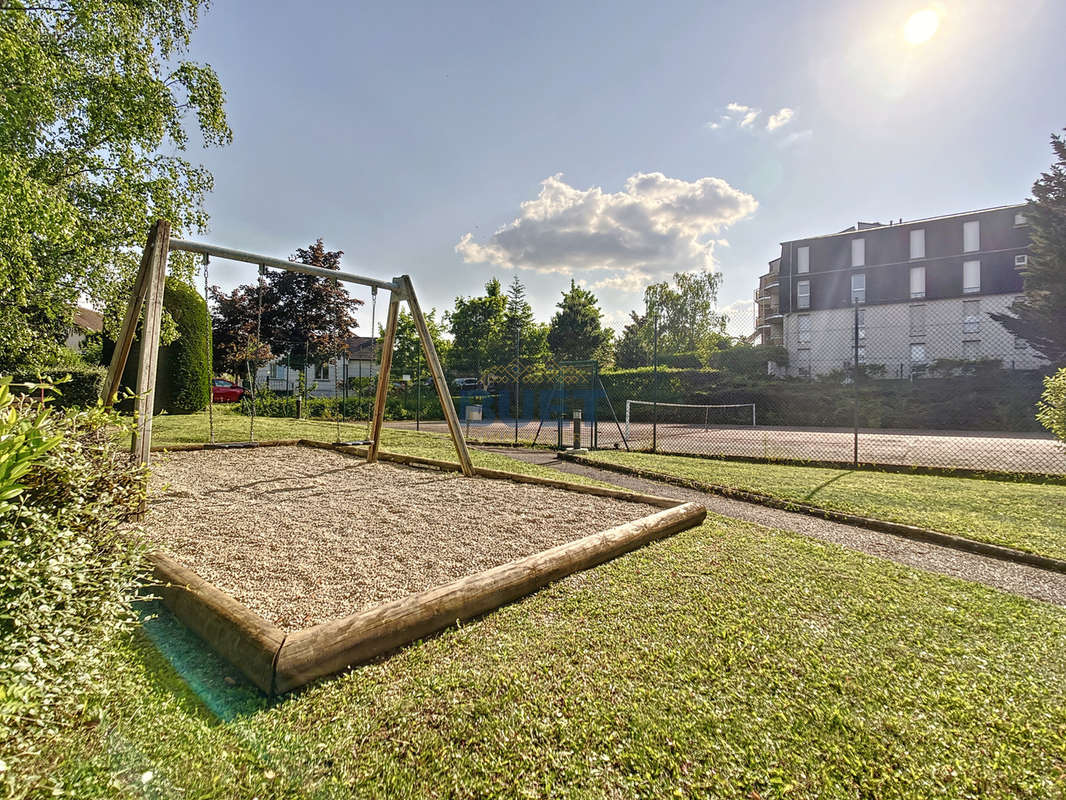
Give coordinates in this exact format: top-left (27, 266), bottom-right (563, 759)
top-left (255, 357), bottom-right (379, 397)
top-left (780, 294), bottom-right (1042, 378)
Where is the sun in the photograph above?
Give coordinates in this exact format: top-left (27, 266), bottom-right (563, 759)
top-left (904, 8), bottom-right (941, 44)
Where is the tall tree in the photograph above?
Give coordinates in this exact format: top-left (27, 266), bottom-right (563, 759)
top-left (382, 309), bottom-right (449, 381)
top-left (488, 275), bottom-right (547, 367)
top-left (614, 312), bottom-right (652, 368)
top-left (614, 270), bottom-right (727, 365)
top-left (261, 240), bottom-right (363, 370)
top-left (446, 278), bottom-right (507, 375)
top-left (991, 131), bottom-right (1066, 366)
top-left (547, 279), bottom-right (611, 361)
top-left (0, 0), bottom-right (231, 370)
top-left (208, 283), bottom-right (272, 377)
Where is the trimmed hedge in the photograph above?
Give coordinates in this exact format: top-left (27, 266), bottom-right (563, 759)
top-left (102, 276), bottom-right (211, 414)
top-left (5, 365), bottom-right (106, 409)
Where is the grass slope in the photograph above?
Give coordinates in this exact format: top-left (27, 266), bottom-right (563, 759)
top-left (584, 451), bottom-right (1066, 561)
top-left (20, 517), bottom-right (1066, 799)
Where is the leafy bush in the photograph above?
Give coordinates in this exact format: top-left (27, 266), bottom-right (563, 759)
top-left (157, 276), bottom-right (211, 413)
top-left (1037, 368), bottom-right (1066, 442)
top-left (102, 276), bottom-right (211, 413)
top-left (0, 378), bottom-right (147, 746)
top-left (6, 364), bottom-right (106, 409)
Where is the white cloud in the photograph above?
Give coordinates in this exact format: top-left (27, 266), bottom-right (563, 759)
top-left (720, 298), bottom-right (757, 337)
top-left (779, 129), bottom-right (813, 147)
top-left (589, 272), bottom-right (654, 292)
top-left (709, 102), bottom-right (802, 137)
top-left (766, 107), bottom-right (794, 131)
top-left (456, 172), bottom-right (758, 281)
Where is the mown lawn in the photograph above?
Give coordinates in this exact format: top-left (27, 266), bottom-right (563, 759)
top-left (583, 450), bottom-right (1066, 562)
top-left (138, 408), bottom-right (611, 487)
top-left (18, 513), bottom-right (1066, 799)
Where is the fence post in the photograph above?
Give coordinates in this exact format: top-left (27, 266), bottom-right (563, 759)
top-left (853, 300), bottom-right (859, 467)
top-left (652, 314), bottom-right (659, 453)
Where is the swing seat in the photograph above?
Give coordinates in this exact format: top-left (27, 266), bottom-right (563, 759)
top-left (333, 440), bottom-right (374, 447)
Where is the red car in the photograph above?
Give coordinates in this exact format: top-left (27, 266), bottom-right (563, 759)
top-left (211, 378), bottom-right (246, 403)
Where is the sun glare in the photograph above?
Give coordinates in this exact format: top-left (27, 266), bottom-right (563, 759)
top-left (904, 8), bottom-right (941, 44)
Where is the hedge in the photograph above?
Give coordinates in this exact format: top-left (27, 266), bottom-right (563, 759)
top-left (4, 365), bottom-right (106, 409)
top-left (102, 276), bottom-right (211, 414)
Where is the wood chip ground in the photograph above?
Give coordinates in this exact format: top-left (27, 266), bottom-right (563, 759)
top-left (147, 446), bottom-right (658, 630)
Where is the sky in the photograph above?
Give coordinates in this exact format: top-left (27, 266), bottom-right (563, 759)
top-left (180, 0), bottom-right (1066, 339)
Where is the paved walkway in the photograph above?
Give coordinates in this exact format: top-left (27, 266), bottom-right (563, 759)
top-left (479, 447), bottom-right (1066, 608)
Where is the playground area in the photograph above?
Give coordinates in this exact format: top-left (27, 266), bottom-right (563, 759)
top-left (146, 446), bottom-right (660, 629)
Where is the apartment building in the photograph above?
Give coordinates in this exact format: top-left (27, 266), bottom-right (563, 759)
top-left (754, 204), bottom-right (1040, 377)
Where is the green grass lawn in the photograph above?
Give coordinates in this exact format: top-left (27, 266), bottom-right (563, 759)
top-left (139, 408), bottom-right (610, 486)
top-left (18, 513), bottom-right (1066, 799)
top-left (583, 450), bottom-right (1066, 562)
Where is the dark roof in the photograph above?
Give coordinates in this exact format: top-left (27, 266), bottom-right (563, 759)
top-left (344, 336), bottom-right (376, 360)
top-left (781, 203), bottom-right (1026, 245)
top-left (73, 306), bottom-right (103, 332)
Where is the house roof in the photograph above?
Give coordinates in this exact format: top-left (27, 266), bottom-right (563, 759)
top-left (779, 202), bottom-right (1026, 245)
top-left (73, 306), bottom-right (103, 332)
top-left (344, 335), bottom-right (376, 360)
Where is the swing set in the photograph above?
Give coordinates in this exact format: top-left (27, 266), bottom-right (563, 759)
top-left (102, 219), bottom-right (474, 476)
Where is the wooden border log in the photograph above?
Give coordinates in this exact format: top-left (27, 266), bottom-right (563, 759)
top-left (149, 553), bottom-right (285, 694)
top-left (273, 501), bottom-right (706, 693)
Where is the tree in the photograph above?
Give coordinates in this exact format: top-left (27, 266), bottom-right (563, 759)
top-left (157, 277), bottom-right (210, 412)
top-left (614, 312), bottom-right (652, 368)
top-left (208, 283), bottom-right (271, 378)
top-left (446, 278), bottom-right (507, 375)
top-left (261, 240), bottom-right (363, 370)
top-left (486, 275), bottom-right (548, 368)
top-left (0, 1), bottom-right (231, 371)
top-left (383, 309), bottom-right (449, 381)
top-left (991, 131), bottom-right (1066, 366)
top-left (547, 279), bottom-right (611, 361)
top-left (614, 270), bottom-right (727, 366)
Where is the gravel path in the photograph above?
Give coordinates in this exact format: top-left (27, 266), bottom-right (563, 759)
top-left (482, 448), bottom-right (1066, 607)
top-left (147, 447), bottom-right (658, 630)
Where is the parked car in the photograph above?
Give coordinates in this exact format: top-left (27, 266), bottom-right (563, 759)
top-left (451, 377), bottom-right (482, 392)
top-left (211, 378), bottom-right (246, 403)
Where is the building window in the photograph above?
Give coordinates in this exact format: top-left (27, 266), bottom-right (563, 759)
top-left (856, 308), bottom-right (866, 340)
top-left (910, 229), bottom-right (925, 259)
top-left (909, 304), bottom-right (925, 336)
top-left (962, 340), bottom-right (980, 360)
top-left (797, 314), bottom-right (811, 344)
top-left (797, 348), bottom-right (811, 378)
top-left (314, 362), bottom-right (330, 380)
top-left (851, 238), bottom-right (865, 267)
top-left (910, 343), bottom-right (927, 363)
top-left (856, 345), bottom-right (866, 365)
top-left (963, 220), bottom-right (980, 252)
top-left (797, 280), bottom-right (810, 309)
top-left (910, 266), bottom-right (926, 299)
top-left (963, 260), bottom-right (981, 293)
top-left (1014, 254), bottom-right (1028, 267)
top-left (797, 246), bottom-right (809, 274)
top-left (851, 273), bottom-right (865, 304)
top-left (1014, 212), bottom-right (1027, 226)
top-left (270, 361), bottom-right (285, 379)
top-left (963, 300), bottom-right (980, 334)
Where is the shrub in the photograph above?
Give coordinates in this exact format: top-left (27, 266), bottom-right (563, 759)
top-left (0, 378), bottom-right (147, 746)
top-left (101, 276), bottom-right (211, 414)
top-left (157, 276), bottom-right (211, 413)
top-left (1037, 367), bottom-right (1066, 442)
top-left (6, 364), bottom-right (106, 409)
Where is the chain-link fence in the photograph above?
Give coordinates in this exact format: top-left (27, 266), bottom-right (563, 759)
top-left (231, 296), bottom-right (1062, 475)
top-left (609, 296), bottom-right (1062, 475)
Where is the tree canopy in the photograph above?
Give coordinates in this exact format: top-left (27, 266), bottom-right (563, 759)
top-left (991, 131), bottom-right (1066, 366)
top-left (0, 0), bottom-right (231, 370)
top-left (446, 278), bottom-right (507, 375)
top-left (547, 279), bottom-right (611, 362)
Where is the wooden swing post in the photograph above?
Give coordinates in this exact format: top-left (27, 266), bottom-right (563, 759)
top-left (103, 223), bottom-right (473, 472)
